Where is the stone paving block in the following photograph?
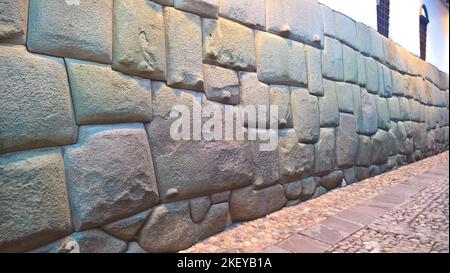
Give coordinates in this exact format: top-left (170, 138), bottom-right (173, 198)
top-left (305, 44), bottom-right (324, 96)
top-left (336, 113), bottom-right (358, 168)
top-left (263, 245), bottom-right (292, 253)
top-left (300, 217), bottom-right (363, 245)
top-left (165, 7), bottom-right (204, 91)
top-left (365, 57), bottom-right (379, 94)
top-left (319, 80), bottom-right (340, 127)
top-left (0, 45), bottom-right (78, 154)
top-left (63, 124), bottom-right (160, 231)
top-left (335, 82), bottom-right (355, 114)
top-left (203, 18), bottom-right (256, 71)
top-left (291, 87), bottom-right (320, 143)
top-left (0, 0), bottom-right (28, 44)
top-left (174, 0), bottom-right (219, 18)
top-left (219, 0), bottom-right (265, 30)
top-left (335, 209), bottom-right (376, 226)
top-left (357, 89), bottom-right (378, 136)
top-left (256, 31), bottom-right (307, 86)
top-left (270, 85), bottom-right (293, 128)
top-left (230, 185), bottom-right (286, 222)
top-left (334, 11), bottom-right (358, 49)
top-left (376, 97), bottom-right (391, 130)
top-left (239, 72), bottom-right (270, 128)
top-left (265, 0), bottom-right (324, 47)
top-left (314, 128), bottom-right (336, 176)
top-left (342, 44), bottom-right (358, 84)
top-left (113, 0), bottom-right (166, 80)
top-left (356, 135), bottom-right (372, 167)
top-left (27, 0), bottom-right (113, 64)
top-left (278, 129), bottom-right (315, 182)
top-left (0, 148), bottom-right (72, 252)
top-left (322, 37), bottom-right (344, 81)
top-left (66, 59), bottom-right (152, 125)
top-left (203, 64), bottom-right (239, 105)
top-left (278, 234), bottom-right (330, 253)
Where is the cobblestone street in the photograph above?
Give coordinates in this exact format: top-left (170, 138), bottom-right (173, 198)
top-left (183, 152), bottom-right (449, 253)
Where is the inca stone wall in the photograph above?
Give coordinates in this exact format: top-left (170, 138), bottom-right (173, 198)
top-left (0, 0), bottom-right (449, 253)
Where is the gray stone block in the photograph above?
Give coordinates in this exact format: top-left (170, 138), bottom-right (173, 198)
top-left (368, 27), bottom-right (384, 61)
top-left (356, 135), bottom-right (372, 167)
top-left (63, 124), bottom-right (159, 231)
top-left (357, 89), bottom-right (378, 135)
top-left (365, 56), bottom-right (379, 94)
top-left (321, 4), bottom-right (335, 37)
top-left (249, 129), bottom-right (279, 189)
top-left (335, 82), bottom-right (355, 114)
top-left (239, 72), bottom-right (270, 128)
top-left (387, 97), bottom-right (401, 122)
top-left (319, 79), bottom-right (340, 127)
top-left (203, 18), bottom-right (256, 71)
top-left (305, 44), bottom-right (324, 96)
top-left (322, 37), bottom-right (344, 81)
top-left (219, 0), bottom-right (265, 29)
top-left (113, 0), bottom-right (166, 80)
top-left (357, 52), bottom-right (367, 87)
top-left (320, 170), bottom-right (344, 190)
top-left (371, 130), bottom-right (389, 165)
top-left (189, 196), bottom-right (211, 223)
top-left (256, 31), bottom-right (307, 86)
top-left (356, 22), bottom-right (371, 55)
top-left (165, 7), bottom-right (204, 90)
top-left (27, 0), bottom-right (113, 63)
top-left (0, 45), bottom-right (78, 154)
top-left (300, 177), bottom-right (318, 201)
top-left (174, 0), bottom-right (219, 18)
top-left (0, 148), bottom-right (72, 252)
top-left (0, 0), bottom-right (28, 44)
top-left (291, 87), bottom-right (320, 143)
top-left (343, 44), bottom-right (358, 84)
top-left (204, 64), bottom-right (239, 105)
top-left (379, 64), bottom-right (393, 97)
top-left (399, 97), bottom-right (411, 121)
top-left (314, 128), bottom-right (336, 175)
top-left (68, 230), bottom-right (127, 253)
top-left (283, 180), bottom-right (303, 200)
top-left (334, 12), bottom-right (357, 49)
top-left (102, 210), bottom-right (151, 242)
top-left (376, 97), bottom-right (391, 130)
top-left (195, 203), bottom-right (230, 240)
top-left (391, 70), bottom-right (405, 96)
top-left (336, 113), bottom-right (358, 168)
top-left (270, 85), bottom-right (293, 128)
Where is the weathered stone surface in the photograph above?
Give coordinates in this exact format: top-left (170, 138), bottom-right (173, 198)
top-left (314, 128), bottom-right (336, 175)
top-left (64, 124), bottom-right (159, 231)
top-left (322, 37), bottom-right (344, 81)
top-left (139, 201), bottom-right (196, 253)
top-left (371, 130), bottom-right (389, 165)
top-left (379, 65), bottom-right (393, 97)
top-left (239, 72), bottom-right (270, 127)
top-left (305, 45), bottom-right (324, 96)
top-left (334, 12), bottom-right (358, 49)
top-left (357, 89), bottom-right (378, 136)
top-left (174, 0), bottom-right (218, 18)
top-left (335, 82), bottom-right (355, 114)
top-left (356, 22), bottom-right (371, 55)
top-left (230, 185), bottom-right (287, 221)
top-left (368, 27), bottom-right (384, 61)
top-left (165, 7), bottom-right (204, 90)
top-left (190, 196), bottom-right (211, 223)
top-left (66, 59), bottom-right (152, 125)
top-left (399, 97), bottom-right (411, 121)
top-left (320, 170), bottom-right (344, 190)
top-left (219, 0), bottom-right (265, 29)
top-left (27, 0), bottom-right (112, 63)
top-left (0, 45), bottom-right (78, 154)
top-left (342, 44), bottom-right (358, 84)
top-left (126, 242), bottom-right (148, 253)
top-left (211, 191), bottom-right (230, 204)
top-left (249, 129), bottom-right (279, 189)
top-left (336, 113), bottom-right (358, 168)
top-left (396, 122), bottom-right (414, 155)
top-left (313, 186), bottom-right (328, 198)
top-left (265, 0), bottom-right (324, 47)
top-left (204, 19), bottom-right (256, 72)
top-left (300, 177), bottom-right (318, 201)
top-left (0, 0), bottom-right (28, 44)
top-left (387, 97), bottom-right (401, 121)
top-left (343, 167), bottom-right (357, 184)
top-left (283, 180), bottom-right (303, 200)
top-left (321, 4), bottom-right (335, 37)
top-left (195, 203), bottom-right (230, 240)
top-left (355, 167), bottom-right (370, 181)
top-left (376, 97), bottom-right (391, 130)
top-left (113, 0), bottom-right (166, 80)
top-left (356, 135), bottom-right (372, 167)
top-left (0, 148), bottom-right (72, 252)
top-left (66, 230), bottom-right (127, 253)
top-left (204, 64), bottom-right (239, 105)
top-left (365, 57), bottom-right (379, 94)
top-left (319, 80), bottom-right (340, 127)
top-left (278, 129), bottom-right (315, 182)
top-left (256, 31), bottom-right (307, 86)
top-left (147, 117), bottom-right (253, 202)
top-left (391, 70), bottom-right (405, 96)
top-left (270, 85), bottom-right (293, 128)
top-left (102, 210), bottom-right (151, 242)
top-left (291, 87), bottom-right (320, 143)
top-left (153, 0), bottom-right (174, 5)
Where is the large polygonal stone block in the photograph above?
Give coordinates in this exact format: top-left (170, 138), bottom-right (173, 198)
top-left (165, 7), bottom-right (204, 91)
top-left (343, 44), bottom-right (358, 84)
top-left (230, 185), bottom-right (286, 222)
top-left (376, 97), bottom-right (391, 130)
top-left (391, 70), bottom-right (405, 96)
top-left (365, 57), bottom-right (379, 94)
top-left (270, 85), bottom-right (293, 128)
top-left (320, 170), bottom-right (344, 190)
top-left (0, 0), bottom-right (28, 44)
top-left (334, 11), bottom-right (357, 49)
top-left (0, 148), bottom-right (72, 252)
top-left (195, 202), bottom-right (230, 240)
top-left (398, 97), bottom-right (411, 121)
top-left (387, 97), bottom-right (401, 122)
top-left (219, 0), bottom-right (265, 29)
top-left (66, 59), bottom-right (152, 125)
top-left (256, 31), bottom-right (307, 86)
top-left (203, 64), bottom-right (239, 105)
top-left (357, 52), bottom-right (367, 87)
top-left (319, 80), bottom-right (340, 127)
top-left (321, 4), bottom-right (335, 37)
top-left (63, 124), bottom-right (160, 231)
top-left (291, 87), bottom-right (320, 143)
top-left (356, 135), bottom-right (372, 167)
top-left (305, 45), bottom-right (324, 96)
top-left (239, 72), bottom-right (270, 128)
top-left (368, 27), bottom-right (384, 61)
top-left (335, 82), bottom-right (355, 114)
top-left (357, 89), bottom-right (378, 136)
top-left (27, 0), bottom-right (113, 64)
top-left (371, 130), bottom-right (389, 165)
top-left (322, 37), bottom-right (344, 81)
top-left (0, 45), bottom-right (77, 154)
top-left (356, 22), bottom-right (371, 55)
top-left (113, 0), bottom-right (166, 80)
top-left (174, 0), bottom-right (219, 18)
top-left (249, 129), bottom-right (279, 189)
top-left (314, 128), bottom-right (336, 175)
top-left (336, 113), bottom-right (358, 168)
top-left (265, 0), bottom-right (324, 47)
top-left (379, 65), bottom-right (393, 98)
top-left (203, 18), bottom-right (256, 71)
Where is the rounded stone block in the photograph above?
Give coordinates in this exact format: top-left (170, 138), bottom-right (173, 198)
top-left (0, 0), bottom-right (28, 44)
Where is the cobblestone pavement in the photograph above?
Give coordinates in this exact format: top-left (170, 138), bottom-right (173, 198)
top-left (183, 152), bottom-right (449, 253)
